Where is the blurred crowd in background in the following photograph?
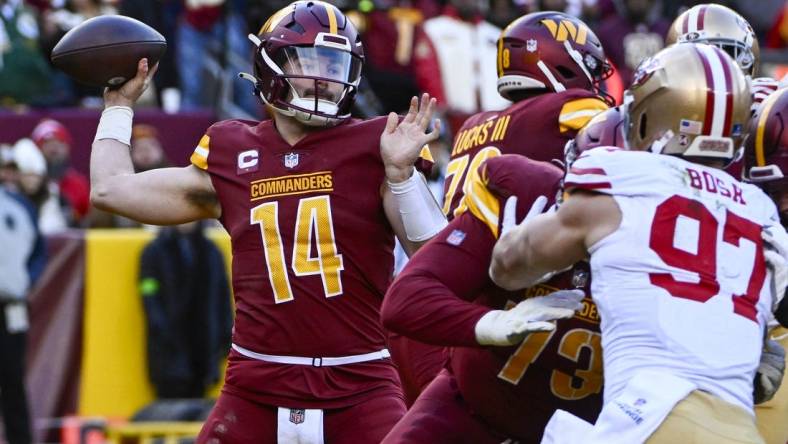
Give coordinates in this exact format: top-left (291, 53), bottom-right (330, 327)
top-left (1, 0), bottom-right (788, 235)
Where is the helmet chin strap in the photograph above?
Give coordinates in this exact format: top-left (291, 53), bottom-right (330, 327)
top-left (563, 40), bottom-right (594, 85)
top-left (289, 96), bottom-right (342, 127)
top-left (649, 129), bottom-right (674, 154)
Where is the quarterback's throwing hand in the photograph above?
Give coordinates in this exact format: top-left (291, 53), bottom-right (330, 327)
top-left (104, 58), bottom-right (159, 108)
top-left (380, 93), bottom-right (442, 183)
top-left (474, 289), bottom-right (585, 346)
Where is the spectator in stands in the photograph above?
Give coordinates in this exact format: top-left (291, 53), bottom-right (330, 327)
top-left (0, 144), bottom-right (17, 187)
top-left (176, 0), bottom-right (261, 118)
top-left (119, 0), bottom-right (182, 112)
top-left (0, 0), bottom-right (53, 107)
top-left (31, 119), bottom-right (90, 224)
top-left (0, 174), bottom-right (46, 444)
top-left (413, 0), bottom-right (510, 134)
top-left (131, 124), bottom-right (169, 172)
top-left (596, 0), bottom-right (670, 87)
top-left (139, 221), bottom-right (232, 399)
top-left (12, 138), bottom-right (71, 234)
top-left (352, 0), bottom-right (441, 114)
top-left (38, 0), bottom-right (115, 106)
top-left (764, 1), bottom-right (788, 49)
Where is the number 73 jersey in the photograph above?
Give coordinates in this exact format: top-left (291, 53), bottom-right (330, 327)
top-left (565, 147), bottom-right (782, 414)
top-left (189, 116), bottom-right (414, 407)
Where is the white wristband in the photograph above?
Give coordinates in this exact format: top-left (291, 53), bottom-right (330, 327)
top-left (94, 106), bottom-right (134, 146)
top-left (388, 169), bottom-right (448, 242)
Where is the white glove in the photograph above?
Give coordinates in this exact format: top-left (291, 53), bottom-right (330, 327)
top-left (763, 225), bottom-right (788, 312)
top-left (500, 195), bottom-right (563, 285)
top-left (475, 289), bottom-right (585, 346)
top-left (754, 338), bottom-right (786, 404)
top-left (500, 194), bottom-right (548, 237)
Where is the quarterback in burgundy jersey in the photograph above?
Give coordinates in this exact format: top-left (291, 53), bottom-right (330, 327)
top-left (388, 10), bottom-right (611, 404)
top-left (382, 155), bottom-right (603, 443)
top-left (88, 2), bottom-right (445, 443)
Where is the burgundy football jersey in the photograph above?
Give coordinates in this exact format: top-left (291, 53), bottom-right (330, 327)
top-left (383, 154), bottom-right (602, 440)
top-left (190, 117), bottom-right (404, 409)
top-left (442, 89), bottom-right (608, 219)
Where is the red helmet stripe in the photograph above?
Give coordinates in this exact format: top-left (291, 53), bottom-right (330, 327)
top-left (698, 5), bottom-right (707, 30)
top-left (686, 6), bottom-right (700, 33)
top-left (695, 46), bottom-right (716, 135)
top-left (713, 47), bottom-right (734, 137)
top-left (695, 45), bottom-right (732, 137)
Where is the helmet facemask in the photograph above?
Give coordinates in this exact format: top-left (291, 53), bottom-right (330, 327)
top-left (679, 34), bottom-right (755, 76)
top-left (244, 32), bottom-right (363, 127)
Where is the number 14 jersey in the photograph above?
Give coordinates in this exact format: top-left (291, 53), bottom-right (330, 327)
top-left (565, 147), bottom-right (781, 413)
top-left (190, 117), bottom-right (406, 409)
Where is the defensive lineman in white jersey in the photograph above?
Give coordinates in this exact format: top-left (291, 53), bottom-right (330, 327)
top-left (490, 43), bottom-right (788, 443)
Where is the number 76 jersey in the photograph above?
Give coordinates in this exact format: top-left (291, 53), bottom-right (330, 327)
top-left (565, 147), bottom-right (782, 414)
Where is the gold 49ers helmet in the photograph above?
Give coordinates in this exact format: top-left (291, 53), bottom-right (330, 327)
top-left (625, 43), bottom-right (751, 161)
top-left (666, 4), bottom-right (759, 76)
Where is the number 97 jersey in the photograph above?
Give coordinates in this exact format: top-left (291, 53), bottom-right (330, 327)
top-left (565, 147), bottom-right (781, 414)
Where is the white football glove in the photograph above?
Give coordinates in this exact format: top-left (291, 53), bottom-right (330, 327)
top-left (754, 338), bottom-right (786, 404)
top-left (475, 289), bottom-right (585, 346)
top-left (763, 225), bottom-right (788, 313)
top-left (500, 194), bottom-right (548, 237)
top-left (500, 195), bottom-right (564, 285)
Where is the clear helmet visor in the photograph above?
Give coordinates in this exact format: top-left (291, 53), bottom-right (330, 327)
top-left (278, 46), bottom-right (362, 103)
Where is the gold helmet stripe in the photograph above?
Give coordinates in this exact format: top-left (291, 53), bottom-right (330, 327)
top-left (497, 36), bottom-right (504, 78)
top-left (321, 1), bottom-right (339, 35)
top-left (259, 4), bottom-right (293, 34)
top-left (754, 89), bottom-right (785, 166)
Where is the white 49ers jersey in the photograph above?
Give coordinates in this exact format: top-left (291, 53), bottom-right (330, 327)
top-left (565, 147), bottom-right (781, 414)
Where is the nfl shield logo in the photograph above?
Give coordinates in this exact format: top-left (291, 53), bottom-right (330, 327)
top-left (446, 229), bottom-right (466, 246)
top-left (526, 39), bottom-right (537, 52)
top-left (289, 408), bottom-right (305, 424)
top-left (284, 152), bottom-right (299, 169)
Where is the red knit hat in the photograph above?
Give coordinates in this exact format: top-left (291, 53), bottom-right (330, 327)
top-left (31, 119), bottom-right (73, 147)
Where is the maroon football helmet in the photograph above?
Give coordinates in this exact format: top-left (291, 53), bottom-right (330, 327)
top-left (744, 87), bottom-right (788, 194)
top-left (497, 11), bottom-right (612, 103)
top-left (241, 1), bottom-right (364, 126)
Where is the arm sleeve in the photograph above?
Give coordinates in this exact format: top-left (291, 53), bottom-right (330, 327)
top-left (381, 211), bottom-right (496, 347)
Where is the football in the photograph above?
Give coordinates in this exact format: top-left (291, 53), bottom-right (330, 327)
top-left (51, 15), bottom-right (166, 88)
